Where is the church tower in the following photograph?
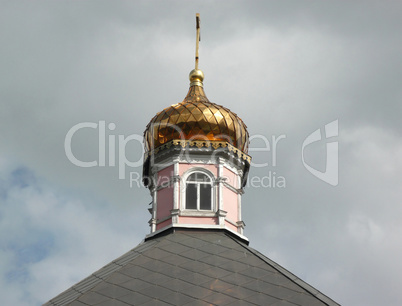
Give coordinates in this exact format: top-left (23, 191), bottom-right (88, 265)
top-left (142, 14), bottom-right (250, 241)
top-left (143, 58), bottom-right (250, 242)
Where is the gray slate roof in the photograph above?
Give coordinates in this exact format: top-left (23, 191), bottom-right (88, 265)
top-left (44, 229), bottom-right (339, 306)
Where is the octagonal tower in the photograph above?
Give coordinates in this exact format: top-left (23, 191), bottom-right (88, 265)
top-left (142, 16), bottom-right (251, 242)
top-left (143, 68), bottom-right (251, 241)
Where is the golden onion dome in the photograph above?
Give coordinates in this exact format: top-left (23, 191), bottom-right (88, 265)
top-left (144, 69), bottom-right (249, 153)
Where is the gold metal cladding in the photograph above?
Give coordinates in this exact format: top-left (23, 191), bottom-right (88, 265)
top-left (144, 86), bottom-right (249, 153)
top-left (145, 139), bottom-right (251, 163)
top-left (143, 13), bottom-right (249, 155)
top-left (189, 69), bottom-right (204, 87)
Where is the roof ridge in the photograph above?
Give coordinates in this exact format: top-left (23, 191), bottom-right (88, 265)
top-left (224, 234), bottom-right (340, 306)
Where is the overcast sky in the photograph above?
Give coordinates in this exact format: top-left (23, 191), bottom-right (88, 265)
top-left (1, 1), bottom-right (401, 305)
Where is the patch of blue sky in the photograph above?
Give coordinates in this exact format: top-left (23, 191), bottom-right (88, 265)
top-left (10, 167), bottom-right (39, 190)
top-left (10, 233), bottom-right (54, 265)
top-left (0, 166), bottom-right (40, 200)
top-left (0, 166), bottom-right (54, 284)
top-left (5, 232), bottom-right (54, 283)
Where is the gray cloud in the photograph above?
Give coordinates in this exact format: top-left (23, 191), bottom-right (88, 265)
top-left (0, 1), bottom-right (401, 305)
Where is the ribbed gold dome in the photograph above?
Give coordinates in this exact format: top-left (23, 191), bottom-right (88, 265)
top-left (144, 70), bottom-right (249, 153)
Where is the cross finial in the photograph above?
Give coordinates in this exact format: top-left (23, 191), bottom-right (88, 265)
top-left (189, 13), bottom-right (204, 87)
top-left (195, 13), bottom-right (200, 70)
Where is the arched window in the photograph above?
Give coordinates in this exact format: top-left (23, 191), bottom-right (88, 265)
top-left (185, 172), bottom-right (213, 210)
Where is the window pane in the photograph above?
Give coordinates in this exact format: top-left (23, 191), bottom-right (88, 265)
top-left (188, 172), bottom-right (210, 182)
top-left (199, 184), bottom-right (212, 210)
top-left (186, 183), bottom-right (197, 209)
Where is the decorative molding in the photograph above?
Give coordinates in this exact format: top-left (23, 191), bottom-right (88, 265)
top-left (214, 177), bottom-right (227, 184)
top-left (151, 183), bottom-right (157, 233)
top-left (148, 150), bottom-right (244, 178)
top-left (178, 155), bottom-right (243, 177)
top-left (236, 220), bottom-right (246, 228)
top-left (218, 209), bottom-right (228, 216)
top-left (179, 211), bottom-right (216, 217)
top-left (144, 224), bottom-right (249, 243)
top-left (170, 209), bottom-right (180, 224)
top-left (218, 209), bottom-right (227, 226)
top-left (236, 220), bottom-right (246, 235)
top-left (172, 175), bottom-right (181, 183)
top-left (171, 209), bottom-right (180, 215)
top-left (217, 161), bottom-right (223, 212)
top-left (222, 181), bottom-right (243, 195)
top-left (145, 140), bottom-right (251, 163)
top-left (218, 209), bottom-right (227, 217)
top-left (173, 161), bottom-right (180, 211)
top-left (237, 174), bottom-right (242, 223)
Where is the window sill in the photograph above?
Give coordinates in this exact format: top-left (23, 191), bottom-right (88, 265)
top-left (180, 210), bottom-right (216, 217)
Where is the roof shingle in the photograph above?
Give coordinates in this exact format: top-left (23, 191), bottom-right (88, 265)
top-left (44, 229), bottom-right (339, 306)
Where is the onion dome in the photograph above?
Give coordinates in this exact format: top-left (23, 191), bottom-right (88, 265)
top-left (144, 69), bottom-right (249, 153)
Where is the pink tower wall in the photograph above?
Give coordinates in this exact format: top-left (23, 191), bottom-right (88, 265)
top-left (224, 221), bottom-right (238, 232)
top-left (223, 167), bottom-right (238, 189)
top-left (156, 165), bottom-right (174, 222)
top-left (157, 165), bottom-right (174, 185)
top-left (156, 186), bottom-right (173, 220)
top-left (223, 186), bottom-right (238, 222)
top-left (156, 218), bottom-right (172, 231)
top-left (154, 162), bottom-right (241, 233)
top-left (179, 216), bottom-right (218, 225)
top-left (178, 163), bottom-right (218, 177)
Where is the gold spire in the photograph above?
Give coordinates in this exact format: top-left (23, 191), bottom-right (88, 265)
top-left (143, 13), bottom-right (250, 154)
top-left (189, 13), bottom-right (204, 87)
top-left (195, 13), bottom-right (200, 70)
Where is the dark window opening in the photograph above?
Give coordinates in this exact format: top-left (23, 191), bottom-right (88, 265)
top-left (199, 184), bottom-right (211, 210)
top-left (186, 183), bottom-right (197, 209)
top-left (185, 172), bottom-right (212, 211)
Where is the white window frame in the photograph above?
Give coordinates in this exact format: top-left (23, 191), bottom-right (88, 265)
top-left (181, 168), bottom-right (215, 214)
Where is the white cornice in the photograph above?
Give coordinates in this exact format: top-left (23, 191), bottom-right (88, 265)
top-left (148, 146), bottom-right (248, 176)
top-left (145, 223), bottom-right (249, 242)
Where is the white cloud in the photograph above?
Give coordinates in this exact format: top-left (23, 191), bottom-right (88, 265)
top-left (0, 166), bottom-right (145, 305)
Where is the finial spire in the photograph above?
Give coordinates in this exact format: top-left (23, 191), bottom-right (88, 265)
top-left (189, 13), bottom-right (204, 87)
top-left (195, 13), bottom-right (200, 70)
